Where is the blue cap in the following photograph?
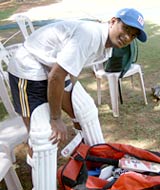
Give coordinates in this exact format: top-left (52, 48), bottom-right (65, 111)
top-left (116, 8), bottom-right (147, 42)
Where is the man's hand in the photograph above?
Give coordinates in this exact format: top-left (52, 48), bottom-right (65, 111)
top-left (49, 118), bottom-right (68, 144)
top-left (48, 63), bottom-right (68, 144)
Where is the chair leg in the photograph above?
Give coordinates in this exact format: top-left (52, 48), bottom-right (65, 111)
top-left (138, 70), bottom-right (148, 105)
top-left (97, 78), bottom-right (102, 105)
top-left (4, 166), bottom-right (23, 190)
top-left (108, 74), bottom-right (119, 117)
top-left (10, 149), bottom-right (16, 163)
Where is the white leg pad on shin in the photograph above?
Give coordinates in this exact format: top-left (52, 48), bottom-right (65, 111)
top-left (71, 81), bottom-right (105, 145)
top-left (29, 103), bottom-right (57, 190)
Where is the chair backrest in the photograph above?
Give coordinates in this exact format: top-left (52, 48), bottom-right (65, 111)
top-left (0, 41), bottom-right (28, 190)
top-left (0, 42), bottom-right (22, 118)
top-left (15, 15), bottom-right (35, 40)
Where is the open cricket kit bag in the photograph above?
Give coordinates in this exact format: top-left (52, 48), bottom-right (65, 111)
top-left (58, 134), bottom-right (160, 190)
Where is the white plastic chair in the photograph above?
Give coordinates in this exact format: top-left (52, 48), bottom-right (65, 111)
top-left (93, 63), bottom-right (148, 117)
top-left (15, 15), bottom-right (35, 40)
top-left (0, 142), bottom-right (23, 190)
top-left (0, 42), bottom-right (28, 162)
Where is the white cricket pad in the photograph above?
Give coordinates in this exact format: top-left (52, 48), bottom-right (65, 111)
top-left (71, 81), bottom-right (105, 145)
top-left (29, 103), bottom-right (58, 190)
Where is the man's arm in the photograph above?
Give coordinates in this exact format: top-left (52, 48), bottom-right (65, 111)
top-left (48, 63), bottom-right (68, 143)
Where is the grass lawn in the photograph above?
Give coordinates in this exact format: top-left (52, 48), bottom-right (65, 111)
top-left (0, 1), bottom-right (160, 189)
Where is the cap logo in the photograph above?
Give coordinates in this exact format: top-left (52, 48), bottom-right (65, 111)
top-left (120, 10), bottom-right (126, 16)
top-left (137, 15), bottom-right (144, 26)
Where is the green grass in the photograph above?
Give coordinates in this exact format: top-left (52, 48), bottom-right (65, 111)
top-left (0, 6), bottom-right (18, 20)
top-left (138, 22), bottom-right (160, 74)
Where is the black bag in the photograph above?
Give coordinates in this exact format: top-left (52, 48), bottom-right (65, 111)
top-left (104, 40), bottom-right (138, 104)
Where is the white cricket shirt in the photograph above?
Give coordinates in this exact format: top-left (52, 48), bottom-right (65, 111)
top-left (8, 20), bottom-right (112, 81)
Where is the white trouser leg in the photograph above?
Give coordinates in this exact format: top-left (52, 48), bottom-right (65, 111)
top-left (27, 103), bottom-right (58, 190)
top-left (71, 81), bottom-right (105, 145)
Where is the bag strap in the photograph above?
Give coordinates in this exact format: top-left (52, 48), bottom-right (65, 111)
top-left (102, 178), bottom-right (117, 190)
top-left (86, 155), bottom-right (119, 166)
top-left (142, 184), bottom-right (160, 190)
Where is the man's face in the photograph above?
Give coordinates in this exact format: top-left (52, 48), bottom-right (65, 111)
top-left (108, 18), bottom-right (140, 48)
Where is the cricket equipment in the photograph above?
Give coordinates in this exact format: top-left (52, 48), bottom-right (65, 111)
top-left (61, 132), bottom-right (83, 158)
top-left (58, 142), bottom-right (160, 190)
top-left (29, 103), bottom-right (58, 190)
top-left (71, 81), bottom-right (105, 145)
top-left (99, 165), bottom-right (114, 180)
top-left (119, 155), bottom-right (160, 174)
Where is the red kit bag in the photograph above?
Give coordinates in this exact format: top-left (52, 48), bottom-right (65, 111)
top-left (58, 142), bottom-right (160, 190)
